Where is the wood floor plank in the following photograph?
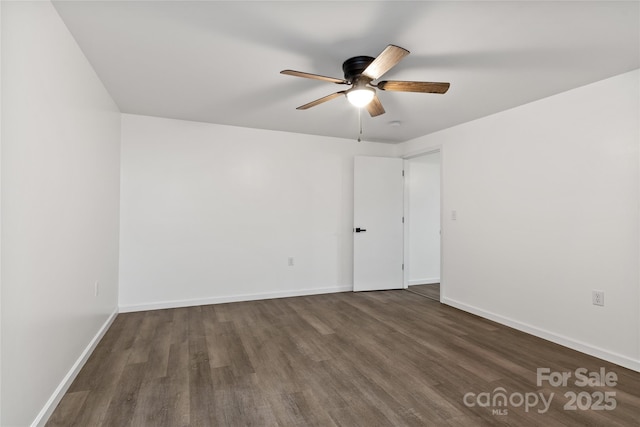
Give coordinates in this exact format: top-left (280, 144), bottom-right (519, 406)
top-left (100, 362), bottom-right (146, 426)
top-left (164, 342), bottom-right (191, 427)
top-left (128, 376), bottom-right (171, 426)
top-left (188, 336), bottom-right (216, 425)
top-left (408, 283), bottom-right (440, 300)
top-left (142, 310), bottom-right (173, 380)
top-left (47, 290), bottom-right (640, 426)
top-left (44, 391), bottom-right (89, 427)
top-left (62, 389), bottom-right (114, 427)
top-left (127, 310), bottom-right (157, 364)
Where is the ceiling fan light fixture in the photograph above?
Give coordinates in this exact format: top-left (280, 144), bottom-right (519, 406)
top-left (346, 87), bottom-right (375, 108)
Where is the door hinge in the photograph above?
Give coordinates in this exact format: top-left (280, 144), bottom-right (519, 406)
top-left (402, 170), bottom-right (405, 177)
top-left (402, 263), bottom-right (404, 270)
top-left (402, 216), bottom-right (404, 223)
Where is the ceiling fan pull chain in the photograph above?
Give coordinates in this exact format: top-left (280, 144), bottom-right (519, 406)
top-left (358, 108), bottom-right (363, 142)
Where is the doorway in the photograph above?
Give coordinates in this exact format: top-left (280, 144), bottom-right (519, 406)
top-left (405, 150), bottom-right (441, 301)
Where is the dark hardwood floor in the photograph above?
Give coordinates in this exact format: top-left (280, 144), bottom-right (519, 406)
top-left (408, 283), bottom-right (440, 301)
top-left (47, 291), bottom-right (639, 426)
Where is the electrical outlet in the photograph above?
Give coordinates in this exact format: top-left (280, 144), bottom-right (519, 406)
top-left (451, 210), bottom-right (457, 220)
top-left (94, 281), bottom-right (100, 297)
top-left (592, 290), bottom-right (604, 306)
top-left (288, 257), bottom-right (294, 267)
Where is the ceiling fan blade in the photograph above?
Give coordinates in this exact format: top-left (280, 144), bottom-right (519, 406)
top-left (296, 91), bottom-right (346, 110)
top-left (377, 81), bottom-right (450, 94)
top-left (281, 70), bottom-right (348, 84)
top-left (366, 94), bottom-right (385, 117)
top-left (362, 45), bottom-right (410, 80)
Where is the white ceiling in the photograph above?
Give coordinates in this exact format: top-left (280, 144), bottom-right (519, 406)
top-left (52, 1), bottom-right (639, 144)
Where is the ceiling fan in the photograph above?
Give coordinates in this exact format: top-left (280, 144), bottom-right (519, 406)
top-left (281, 45), bottom-right (450, 117)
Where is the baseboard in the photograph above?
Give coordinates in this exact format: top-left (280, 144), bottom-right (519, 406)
top-left (31, 308), bottom-right (119, 427)
top-left (119, 285), bottom-right (354, 313)
top-left (408, 278), bottom-right (440, 286)
top-left (442, 297), bottom-right (640, 373)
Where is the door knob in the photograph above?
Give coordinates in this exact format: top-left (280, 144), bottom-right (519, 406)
top-left (354, 227), bottom-right (367, 233)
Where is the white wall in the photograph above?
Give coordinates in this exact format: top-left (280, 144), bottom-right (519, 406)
top-left (407, 152), bottom-right (441, 285)
top-left (119, 114), bottom-right (396, 311)
top-left (0, 2), bottom-right (3, 423)
top-left (1, 2), bottom-right (121, 425)
top-left (400, 70), bottom-right (640, 370)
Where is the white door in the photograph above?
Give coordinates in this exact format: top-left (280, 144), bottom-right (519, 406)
top-left (353, 156), bottom-right (404, 291)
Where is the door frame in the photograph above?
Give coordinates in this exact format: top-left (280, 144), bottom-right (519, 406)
top-left (402, 147), bottom-right (444, 301)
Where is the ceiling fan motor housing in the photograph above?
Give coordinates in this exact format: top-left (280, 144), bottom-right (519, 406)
top-left (342, 56), bottom-right (375, 82)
